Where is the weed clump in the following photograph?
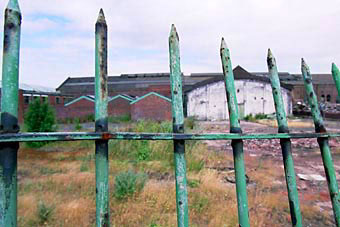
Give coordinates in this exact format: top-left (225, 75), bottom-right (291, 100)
top-left (37, 201), bottom-right (54, 224)
top-left (114, 170), bottom-right (148, 200)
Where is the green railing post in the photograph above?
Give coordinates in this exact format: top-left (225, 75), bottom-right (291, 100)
top-left (331, 63), bottom-right (340, 102)
top-left (220, 38), bottom-right (250, 227)
top-left (302, 59), bottom-right (340, 226)
top-left (95, 9), bottom-right (109, 227)
top-left (267, 49), bottom-right (302, 227)
top-left (169, 24), bottom-right (189, 227)
top-left (0, 0), bottom-right (21, 226)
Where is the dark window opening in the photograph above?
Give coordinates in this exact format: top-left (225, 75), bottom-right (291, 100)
top-left (56, 97), bottom-right (60, 104)
top-left (321, 94), bottom-right (325, 102)
top-left (237, 89), bottom-right (240, 93)
top-left (327, 94), bottom-right (331, 102)
top-left (254, 97), bottom-right (256, 100)
top-left (24, 96), bottom-right (30, 104)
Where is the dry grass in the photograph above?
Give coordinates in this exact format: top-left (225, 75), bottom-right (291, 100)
top-left (257, 119), bottom-right (314, 128)
top-left (17, 134), bottom-right (331, 226)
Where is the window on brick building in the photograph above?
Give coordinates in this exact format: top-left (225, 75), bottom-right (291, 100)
top-left (327, 94), bottom-right (331, 102)
top-left (321, 94), bottom-right (325, 102)
top-left (56, 97), bottom-right (60, 104)
top-left (24, 96), bottom-right (30, 104)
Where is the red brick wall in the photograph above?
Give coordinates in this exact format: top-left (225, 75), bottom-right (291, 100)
top-left (63, 98), bottom-right (95, 119)
top-left (108, 97), bottom-right (131, 117)
top-left (131, 94), bottom-right (172, 121)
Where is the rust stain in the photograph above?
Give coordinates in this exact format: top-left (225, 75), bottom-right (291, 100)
top-left (101, 132), bottom-right (111, 140)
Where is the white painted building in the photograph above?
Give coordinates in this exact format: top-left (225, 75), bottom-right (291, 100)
top-left (186, 66), bottom-right (292, 120)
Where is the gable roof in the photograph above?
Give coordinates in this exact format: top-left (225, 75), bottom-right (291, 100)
top-left (64, 95), bottom-right (94, 107)
top-left (130, 92), bottom-right (171, 104)
top-left (109, 94), bottom-right (134, 102)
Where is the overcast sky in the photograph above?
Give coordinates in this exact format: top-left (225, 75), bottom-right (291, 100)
top-left (0, 0), bottom-right (340, 88)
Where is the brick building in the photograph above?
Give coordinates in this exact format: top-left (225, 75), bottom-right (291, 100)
top-left (252, 72), bottom-right (339, 104)
top-left (56, 73), bottom-right (214, 99)
top-left (130, 92), bottom-right (172, 121)
top-left (108, 95), bottom-right (133, 117)
top-left (63, 96), bottom-right (95, 120)
top-left (0, 82), bottom-right (69, 123)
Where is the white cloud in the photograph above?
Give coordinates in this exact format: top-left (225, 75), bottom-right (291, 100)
top-left (0, 0), bottom-right (340, 87)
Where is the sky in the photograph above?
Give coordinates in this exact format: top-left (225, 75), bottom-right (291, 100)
top-left (0, 0), bottom-right (340, 88)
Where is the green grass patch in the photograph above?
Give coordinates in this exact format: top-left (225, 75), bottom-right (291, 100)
top-left (113, 170), bottom-right (148, 200)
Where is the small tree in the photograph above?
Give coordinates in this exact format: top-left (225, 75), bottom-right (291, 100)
top-left (24, 98), bottom-right (56, 148)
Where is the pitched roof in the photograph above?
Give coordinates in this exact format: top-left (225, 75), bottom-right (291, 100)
top-left (187, 66), bottom-right (293, 92)
top-left (130, 92), bottom-right (171, 104)
top-left (0, 81), bottom-right (57, 94)
top-left (64, 95), bottom-right (94, 106)
top-left (56, 73), bottom-right (216, 93)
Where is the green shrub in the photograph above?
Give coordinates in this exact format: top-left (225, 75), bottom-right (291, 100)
top-left (37, 201), bottom-right (54, 224)
top-left (243, 114), bottom-right (255, 122)
top-left (24, 98), bottom-right (56, 148)
top-left (243, 113), bottom-right (268, 122)
top-left (113, 170), bottom-right (147, 200)
top-left (254, 113), bottom-right (268, 120)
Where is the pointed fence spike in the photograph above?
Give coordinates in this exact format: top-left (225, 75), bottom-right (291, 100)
top-left (168, 24), bottom-right (189, 227)
top-left (331, 62), bottom-right (340, 110)
top-left (6, 0), bottom-right (20, 12)
top-left (169, 24), bottom-right (179, 41)
top-left (301, 62), bottom-right (340, 225)
top-left (220, 37), bottom-right (227, 50)
top-left (0, 0), bottom-right (22, 225)
top-left (96, 8), bottom-right (106, 24)
top-left (267, 49), bottom-right (276, 71)
top-left (95, 7), bottom-right (109, 227)
top-left (267, 51), bottom-right (303, 226)
top-left (220, 41), bottom-right (250, 227)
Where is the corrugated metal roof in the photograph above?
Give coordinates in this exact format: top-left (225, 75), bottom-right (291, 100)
top-left (0, 81), bottom-right (57, 93)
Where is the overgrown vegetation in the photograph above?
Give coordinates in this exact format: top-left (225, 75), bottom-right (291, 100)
top-left (243, 113), bottom-right (268, 122)
top-left (113, 170), bottom-right (148, 200)
top-left (58, 114), bottom-right (95, 124)
top-left (109, 120), bottom-right (205, 172)
top-left (109, 114), bottom-right (131, 123)
top-left (16, 120), bottom-right (332, 226)
top-left (24, 98), bottom-right (56, 148)
top-left (37, 201), bottom-right (54, 224)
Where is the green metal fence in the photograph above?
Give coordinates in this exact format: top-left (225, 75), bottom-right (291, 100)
top-left (1, 1), bottom-right (340, 226)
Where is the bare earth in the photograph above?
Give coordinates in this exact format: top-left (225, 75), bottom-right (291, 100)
top-left (198, 119), bottom-right (340, 226)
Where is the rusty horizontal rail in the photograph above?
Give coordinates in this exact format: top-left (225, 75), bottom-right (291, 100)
top-left (0, 131), bottom-right (340, 142)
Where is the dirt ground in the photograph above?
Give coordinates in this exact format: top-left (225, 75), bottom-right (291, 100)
top-left (197, 118), bottom-right (340, 225)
